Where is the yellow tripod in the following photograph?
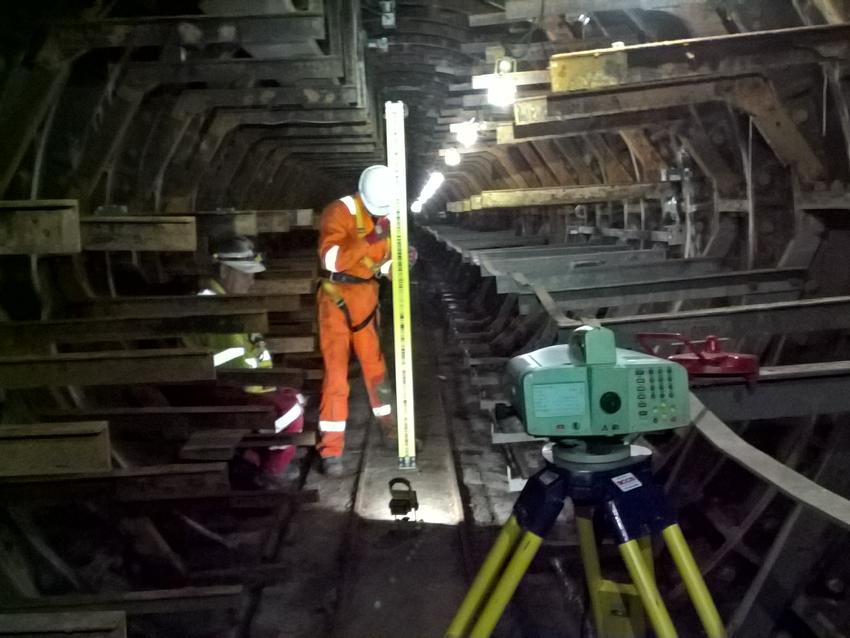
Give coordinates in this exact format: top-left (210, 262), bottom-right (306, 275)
top-left (446, 447), bottom-right (726, 638)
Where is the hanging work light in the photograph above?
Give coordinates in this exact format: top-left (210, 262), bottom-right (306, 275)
top-left (444, 148), bottom-right (462, 167)
top-left (455, 118), bottom-right (479, 148)
top-left (487, 56), bottom-right (517, 108)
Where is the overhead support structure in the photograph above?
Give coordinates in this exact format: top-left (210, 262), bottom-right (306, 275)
top-left (450, 182), bottom-right (672, 211)
top-left (511, 76), bottom-right (825, 182)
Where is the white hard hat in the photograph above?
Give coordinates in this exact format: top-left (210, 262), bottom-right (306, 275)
top-left (213, 236), bottom-right (266, 274)
top-left (358, 165), bottom-right (395, 217)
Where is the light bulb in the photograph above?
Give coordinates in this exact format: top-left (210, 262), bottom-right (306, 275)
top-left (487, 74), bottom-right (517, 107)
top-left (455, 119), bottom-right (479, 148)
top-left (410, 200), bottom-right (423, 213)
top-left (444, 148), bottom-right (462, 166)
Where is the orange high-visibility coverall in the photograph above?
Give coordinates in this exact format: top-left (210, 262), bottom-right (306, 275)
top-left (317, 194), bottom-right (392, 458)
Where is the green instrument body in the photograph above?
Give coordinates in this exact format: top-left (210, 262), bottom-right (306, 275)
top-left (505, 327), bottom-right (690, 438)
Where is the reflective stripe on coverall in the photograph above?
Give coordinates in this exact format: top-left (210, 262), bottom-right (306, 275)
top-left (317, 194), bottom-right (393, 458)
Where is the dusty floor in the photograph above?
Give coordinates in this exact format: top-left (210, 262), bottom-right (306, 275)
top-left (249, 280), bottom-right (470, 638)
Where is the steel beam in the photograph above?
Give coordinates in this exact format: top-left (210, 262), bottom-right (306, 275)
top-left (499, 258), bottom-right (723, 293)
top-left (576, 295), bottom-right (850, 347)
top-left (479, 248), bottom-right (666, 277)
top-left (692, 395), bottom-right (850, 533)
top-left (694, 361), bottom-right (850, 421)
top-left (519, 268), bottom-right (807, 313)
top-left (469, 242), bottom-right (627, 264)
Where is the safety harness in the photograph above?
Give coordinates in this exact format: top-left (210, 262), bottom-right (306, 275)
top-left (320, 197), bottom-right (390, 333)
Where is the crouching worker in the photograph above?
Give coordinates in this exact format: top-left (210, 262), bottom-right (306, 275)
top-left (185, 236), bottom-right (306, 489)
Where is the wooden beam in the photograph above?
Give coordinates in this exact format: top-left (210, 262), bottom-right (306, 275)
top-left (55, 14), bottom-right (326, 51)
top-left (0, 585), bottom-right (242, 615)
top-left (0, 349), bottom-right (214, 389)
top-left (0, 463), bottom-right (230, 503)
top-left (548, 23), bottom-right (850, 93)
top-left (0, 311), bottom-right (268, 350)
top-left (504, 0), bottom-right (705, 21)
top-left (0, 422), bottom-right (111, 477)
top-left (464, 182), bottom-right (671, 209)
top-left (179, 429), bottom-right (317, 461)
top-left (40, 406), bottom-right (279, 431)
top-left (80, 216), bottom-right (197, 252)
top-left (77, 294), bottom-right (303, 317)
top-left (0, 200), bottom-right (80, 255)
top-left (0, 611), bottom-right (126, 637)
top-left (250, 278), bottom-right (316, 295)
top-left (265, 336), bottom-right (316, 354)
top-left (216, 367), bottom-right (310, 386)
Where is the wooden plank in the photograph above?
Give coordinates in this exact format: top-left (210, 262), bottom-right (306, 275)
top-left (267, 321), bottom-right (317, 336)
top-left (81, 216), bottom-right (197, 252)
top-left (192, 211), bottom-right (257, 240)
top-left (0, 422), bottom-right (111, 477)
top-left (0, 349), bottom-right (214, 388)
top-left (0, 611), bottom-right (126, 637)
top-left (549, 22), bottom-right (850, 93)
top-left (250, 277), bottom-right (316, 295)
top-left (265, 336), bottom-right (317, 354)
top-left (0, 200), bottom-right (81, 255)
top-left (0, 586), bottom-right (243, 615)
top-left (40, 406), bottom-right (278, 431)
top-left (216, 367), bottom-right (307, 387)
top-left (478, 182), bottom-right (672, 209)
top-left (0, 311), bottom-right (268, 350)
top-left (0, 463), bottom-right (230, 503)
top-left (179, 429), bottom-right (316, 461)
top-left (77, 293), bottom-right (303, 317)
top-left (254, 210), bottom-right (292, 234)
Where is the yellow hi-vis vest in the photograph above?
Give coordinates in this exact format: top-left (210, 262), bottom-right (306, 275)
top-left (186, 279), bottom-right (275, 394)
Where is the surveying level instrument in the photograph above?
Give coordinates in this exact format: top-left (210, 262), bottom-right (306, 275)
top-left (446, 326), bottom-right (725, 638)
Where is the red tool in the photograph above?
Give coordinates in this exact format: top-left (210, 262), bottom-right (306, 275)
top-left (637, 333), bottom-right (759, 383)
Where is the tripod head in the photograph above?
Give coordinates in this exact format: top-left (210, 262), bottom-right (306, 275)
top-left (504, 326), bottom-right (690, 450)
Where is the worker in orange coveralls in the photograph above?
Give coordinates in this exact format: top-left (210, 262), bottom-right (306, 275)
top-left (316, 165), bottom-right (399, 477)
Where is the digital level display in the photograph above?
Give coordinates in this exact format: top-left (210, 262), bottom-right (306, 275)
top-left (506, 326), bottom-right (690, 438)
top-left (532, 383), bottom-right (586, 418)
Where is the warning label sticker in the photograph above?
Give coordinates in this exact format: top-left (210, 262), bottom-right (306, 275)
top-left (612, 472), bottom-right (643, 492)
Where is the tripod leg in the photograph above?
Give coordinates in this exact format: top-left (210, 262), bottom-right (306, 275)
top-left (619, 540), bottom-right (678, 638)
top-left (445, 516), bottom-right (523, 638)
top-left (662, 524), bottom-right (726, 638)
top-left (468, 531), bottom-right (544, 638)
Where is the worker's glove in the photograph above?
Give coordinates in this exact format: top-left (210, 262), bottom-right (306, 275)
top-left (365, 217), bottom-right (390, 244)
